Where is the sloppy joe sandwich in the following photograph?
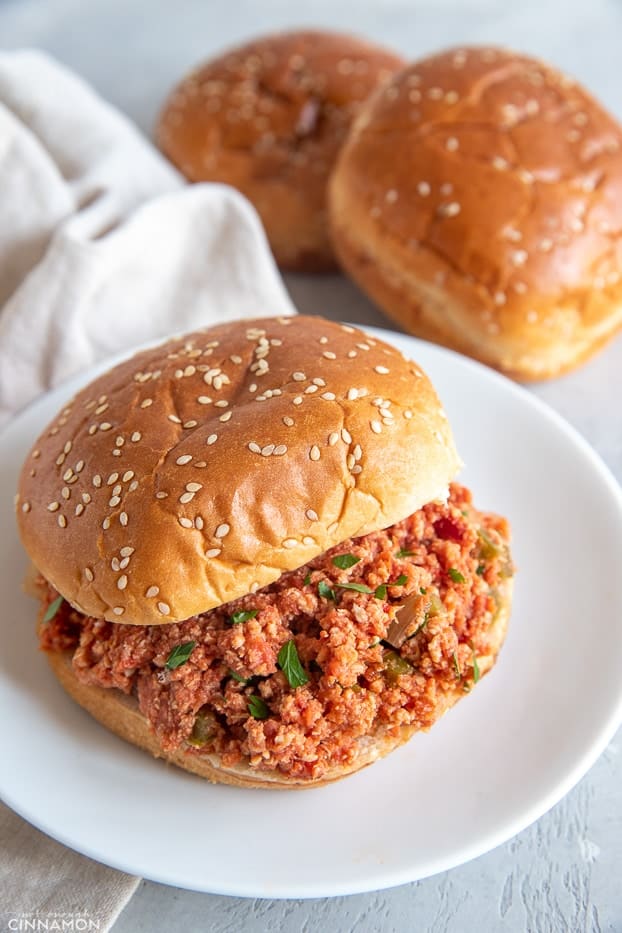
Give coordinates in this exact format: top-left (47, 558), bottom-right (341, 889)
top-left (156, 30), bottom-right (405, 272)
top-left (329, 46), bottom-right (622, 380)
top-left (16, 315), bottom-right (513, 788)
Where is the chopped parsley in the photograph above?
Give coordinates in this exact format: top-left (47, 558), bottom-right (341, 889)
top-left (248, 695), bottom-right (269, 720)
top-left (395, 548), bottom-right (414, 558)
top-left (332, 553), bottom-right (360, 570)
top-left (229, 609), bottom-right (258, 625)
top-left (374, 584), bottom-right (387, 600)
top-left (419, 586), bottom-right (427, 595)
top-left (452, 651), bottom-right (461, 679)
top-left (471, 646), bottom-right (481, 684)
top-left (375, 574), bottom-right (408, 600)
top-left (335, 582), bottom-right (374, 594)
top-left (318, 580), bottom-right (336, 601)
top-left (391, 574), bottom-right (408, 587)
top-left (303, 573), bottom-right (312, 586)
top-left (277, 640), bottom-right (309, 689)
top-left (448, 568), bottom-right (466, 584)
top-left (165, 641), bottom-right (196, 670)
top-left (43, 595), bottom-right (64, 624)
top-left (228, 669), bottom-right (252, 684)
top-left (476, 564), bottom-right (486, 576)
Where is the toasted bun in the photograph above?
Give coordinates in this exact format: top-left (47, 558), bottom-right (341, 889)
top-left (156, 30), bottom-right (404, 271)
top-left (17, 315), bottom-right (461, 626)
top-left (40, 577), bottom-right (512, 788)
top-left (329, 46), bottom-right (622, 380)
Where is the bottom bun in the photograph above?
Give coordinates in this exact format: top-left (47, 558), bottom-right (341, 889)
top-left (39, 579), bottom-right (512, 790)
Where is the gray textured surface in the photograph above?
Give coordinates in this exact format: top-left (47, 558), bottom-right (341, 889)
top-left (1, 0), bottom-right (621, 929)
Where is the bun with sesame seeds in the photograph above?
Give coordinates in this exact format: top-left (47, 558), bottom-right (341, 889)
top-left (156, 30), bottom-right (405, 272)
top-left (17, 315), bottom-right (461, 627)
top-left (329, 45), bottom-right (622, 380)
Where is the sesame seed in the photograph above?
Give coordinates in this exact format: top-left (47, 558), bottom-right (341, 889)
top-left (128, 481), bottom-right (138, 492)
top-left (273, 445), bottom-right (287, 456)
top-left (283, 538), bottom-right (298, 549)
top-left (293, 372), bottom-right (306, 381)
top-left (446, 137), bottom-right (459, 151)
top-left (310, 445), bottom-right (321, 461)
top-left (494, 291), bottom-right (506, 306)
top-left (328, 432), bottom-right (339, 446)
top-left (195, 516), bottom-right (204, 530)
top-left (353, 444), bottom-right (362, 460)
top-left (186, 482), bottom-right (202, 493)
top-left (146, 586), bottom-right (159, 598)
top-left (85, 568), bottom-right (94, 582)
top-left (385, 188), bottom-right (398, 203)
top-left (176, 455), bottom-right (192, 465)
top-left (206, 548), bottom-right (221, 558)
top-left (119, 512), bottom-right (128, 526)
top-left (100, 422), bottom-right (112, 431)
top-left (370, 420), bottom-right (382, 434)
top-left (261, 444), bottom-right (275, 457)
top-left (88, 425), bottom-right (97, 436)
top-left (319, 337), bottom-right (328, 345)
top-left (120, 547), bottom-right (134, 558)
top-left (113, 607), bottom-right (124, 616)
top-left (179, 516), bottom-right (193, 528)
top-left (347, 388), bottom-right (359, 401)
top-left (539, 238), bottom-right (553, 252)
top-left (313, 378), bottom-right (326, 386)
top-left (107, 472), bottom-right (119, 485)
top-left (293, 397), bottom-right (303, 406)
top-left (306, 509), bottom-right (319, 522)
top-left (75, 504), bottom-right (84, 516)
top-left (219, 411), bottom-right (232, 422)
top-left (351, 465), bottom-right (362, 475)
top-left (206, 434), bottom-right (218, 446)
top-left (58, 515), bottom-right (67, 528)
top-left (341, 428), bottom-right (352, 444)
top-left (61, 488), bottom-right (70, 500)
top-left (322, 392), bottom-right (336, 401)
top-left (511, 250), bottom-right (528, 267)
top-left (102, 517), bottom-right (111, 530)
top-left (168, 415), bottom-right (182, 424)
top-left (322, 351), bottom-right (337, 360)
top-left (214, 400), bottom-right (228, 408)
top-left (283, 417), bottom-right (294, 427)
top-left (215, 523), bottom-right (230, 538)
top-left (115, 437), bottom-right (124, 448)
top-left (109, 496), bottom-right (121, 507)
top-left (21, 501), bottom-right (31, 513)
top-left (140, 400), bottom-right (152, 409)
top-left (514, 281), bottom-right (527, 294)
top-left (417, 181), bottom-right (431, 196)
top-left (198, 396), bottom-right (212, 405)
top-left (347, 454), bottom-right (355, 469)
top-left (56, 454), bottom-right (66, 466)
top-left (155, 491), bottom-right (168, 499)
top-left (375, 366), bottom-right (390, 375)
top-left (112, 449), bottom-right (121, 457)
top-left (47, 502), bottom-right (60, 512)
top-left (305, 385), bottom-right (318, 394)
top-left (117, 575), bottom-right (128, 591)
top-left (180, 492), bottom-right (194, 504)
top-left (438, 202), bottom-right (461, 218)
top-left (404, 410), bottom-right (413, 419)
top-left (131, 432), bottom-right (141, 442)
top-left (492, 156), bottom-right (509, 170)
top-left (248, 442), bottom-right (261, 454)
top-left (157, 602), bottom-right (170, 615)
top-left (63, 469), bottom-right (73, 482)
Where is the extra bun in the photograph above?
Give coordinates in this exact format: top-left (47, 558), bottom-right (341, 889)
top-left (17, 315), bottom-right (460, 626)
top-left (330, 46), bottom-right (622, 380)
top-left (157, 30), bottom-right (404, 271)
top-left (40, 577), bottom-right (512, 788)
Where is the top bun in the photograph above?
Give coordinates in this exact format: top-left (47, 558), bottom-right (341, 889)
top-left (156, 30), bottom-right (404, 272)
top-left (329, 46), bottom-right (622, 380)
top-left (16, 316), bottom-right (460, 626)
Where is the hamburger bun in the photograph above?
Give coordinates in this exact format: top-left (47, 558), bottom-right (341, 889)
top-left (17, 315), bottom-right (460, 626)
top-left (156, 30), bottom-right (405, 271)
top-left (329, 45), bottom-right (622, 380)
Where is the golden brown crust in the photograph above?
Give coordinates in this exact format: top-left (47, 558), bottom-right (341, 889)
top-left (156, 30), bottom-right (404, 271)
top-left (40, 578), bottom-right (512, 788)
top-left (16, 315), bottom-right (461, 625)
top-left (329, 45), bottom-right (622, 380)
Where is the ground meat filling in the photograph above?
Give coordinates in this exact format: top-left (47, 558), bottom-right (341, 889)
top-left (40, 483), bottom-right (512, 780)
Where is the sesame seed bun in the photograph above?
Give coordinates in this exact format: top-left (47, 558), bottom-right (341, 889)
top-left (156, 30), bottom-right (405, 272)
top-left (329, 46), bottom-right (622, 380)
top-left (37, 575), bottom-right (512, 789)
top-left (17, 315), bottom-right (461, 626)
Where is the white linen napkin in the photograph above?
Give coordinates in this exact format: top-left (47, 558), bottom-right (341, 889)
top-left (0, 49), bottom-right (296, 930)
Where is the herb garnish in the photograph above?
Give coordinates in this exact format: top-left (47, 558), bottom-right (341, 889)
top-left (248, 695), bottom-right (269, 719)
top-left (448, 568), bottom-right (466, 584)
top-left (375, 574), bottom-right (409, 600)
top-left (419, 586), bottom-right (427, 595)
top-left (392, 574), bottom-right (408, 586)
top-left (472, 649), bottom-right (481, 684)
top-left (303, 573), bottom-right (312, 586)
top-left (229, 609), bottom-right (258, 625)
top-left (318, 581), bottom-right (336, 601)
top-left (332, 554), bottom-right (360, 570)
top-left (395, 548), bottom-right (414, 558)
top-left (43, 595), bottom-right (64, 624)
top-left (335, 582), bottom-right (374, 594)
top-left (374, 584), bottom-right (387, 600)
top-left (277, 640), bottom-right (309, 689)
top-left (476, 564), bottom-right (485, 576)
top-left (229, 669), bottom-right (252, 684)
top-left (165, 641), bottom-right (196, 670)
top-left (452, 651), bottom-right (461, 679)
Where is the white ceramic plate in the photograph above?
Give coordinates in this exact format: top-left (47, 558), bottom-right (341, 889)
top-left (1, 327), bottom-right (621, 899)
